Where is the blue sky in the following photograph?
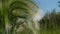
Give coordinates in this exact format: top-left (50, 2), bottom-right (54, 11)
top-left (35, 0), bottom-right (60, 14)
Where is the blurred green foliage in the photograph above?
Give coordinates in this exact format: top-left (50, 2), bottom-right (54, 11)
top-left (39, 9), bottom-right (60, 34)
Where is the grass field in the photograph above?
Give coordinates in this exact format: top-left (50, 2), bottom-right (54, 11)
top-left (14, 27), bottom-right (60, 34)
top-left (40, 29), bottom-right (60, 34)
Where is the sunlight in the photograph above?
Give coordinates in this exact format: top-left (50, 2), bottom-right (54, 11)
top-left (33, 9), bottom-right (43, 21)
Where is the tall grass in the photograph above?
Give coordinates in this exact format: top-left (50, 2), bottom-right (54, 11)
top-left (0, 0), bottom-right (40, 34)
